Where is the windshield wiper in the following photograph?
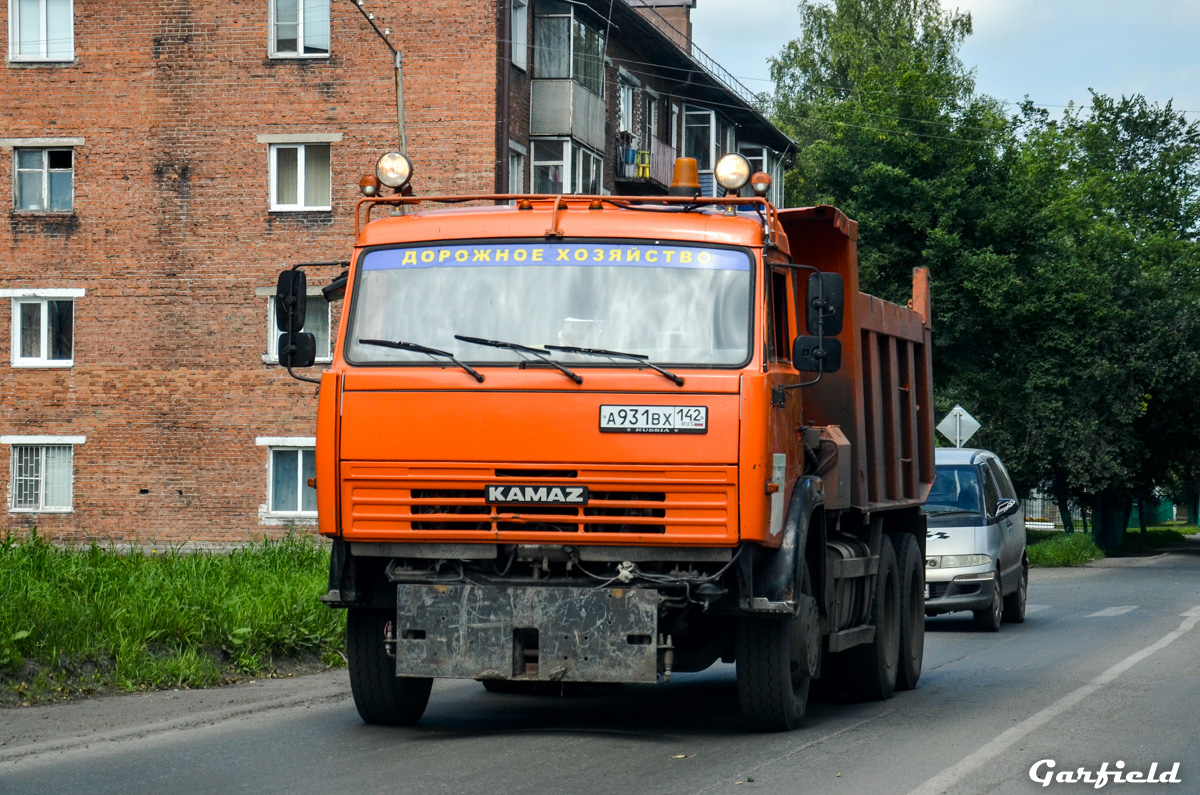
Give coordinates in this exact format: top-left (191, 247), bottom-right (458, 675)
top-left (923, 507), bottom-right (979, 516)
top-left (454, 335), bottom-right (582, 384)
top-left (545, 344), bottom-right (684, 387)
top-left (358, 339), bottom-right (484, 383)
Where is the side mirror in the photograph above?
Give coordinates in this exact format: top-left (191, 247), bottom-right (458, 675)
top-left (806, 272), bottom-right (844, 336)
top-left (995, 497), bottom-right (1020, 519)
top-left (793, 336), bottom-right (841, 373)
top-left (322, 271), bottom-right (348, 302)
top-left (278, 332), bottom-right (317, 369)
top-left (275, 269), bottom-right (308, 333)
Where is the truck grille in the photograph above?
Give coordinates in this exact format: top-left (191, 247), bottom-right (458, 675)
top-left (343, 464), bottom-right (736, 542)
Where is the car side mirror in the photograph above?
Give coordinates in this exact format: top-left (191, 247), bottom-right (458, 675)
top-left (278, 331), bottom-right (317, 369)
top-left (793, 336), bottom-right (842, 373)
top-left (275, 269), bottom-right (308, 333)
top-left (806, 272), bottom-right (844, 336)
top-left (995, 497), bottom-right (1020, 519)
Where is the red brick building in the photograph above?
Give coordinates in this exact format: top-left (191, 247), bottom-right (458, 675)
top-left (0, 0), bottom-right (792, 544)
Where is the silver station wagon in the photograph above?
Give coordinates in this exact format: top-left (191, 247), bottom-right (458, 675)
top-left (924, 448), bottom-right (1028, 630)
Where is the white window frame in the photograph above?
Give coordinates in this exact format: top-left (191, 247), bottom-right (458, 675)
top-left (267, 142), bottom-right (332, 211)
top-left (261, 288), bottom-right (332, 364)
top-left (8, 0), bottom-right (75, 62)
top-left (268, 0), bottom-right (330, 59)
top-left (2, 435), bottom-right (85, 514)
top-left (256, 437), bottom-right (317, 519)
top-left (618, 80), bottom-right (636, 136)
top-left (508, 140), bottom-right (526, 196)
top-left (511, 0), bottom-right (528, 70)
top-left (13, 146), bottom-right (74, 213)
top-left (683, 105), bottom-right (717, 172)
top-left (573, 145), bottom-right (602, 195)
top-left (531, 137), bottom-right (570, 195)
top-left (2, 287), bottom-right (84, 368)
top-left (670, 103), bottom-right (680, 151)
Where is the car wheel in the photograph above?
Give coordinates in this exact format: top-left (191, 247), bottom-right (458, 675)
top-left (972, 572), bottom-right (1003, 632)
top-left (1003, 559), bottom-right (1028, 623)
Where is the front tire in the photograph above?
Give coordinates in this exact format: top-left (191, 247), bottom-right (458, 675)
top-left (892, 533), bottom-right (924, 691)
top-left (843, 539), bottom-right (901, 701)
top-left (973, 573), bottom-right (1003, 632)
top-left (1003, 559), bottom-right (1028, 623)
top-left (736, 565), bottom-right (817, 731)
top-left (347, 608), bottom-right (432, 726)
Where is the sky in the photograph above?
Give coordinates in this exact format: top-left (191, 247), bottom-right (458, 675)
top-left (688, 0), bottom-right (1200, 119)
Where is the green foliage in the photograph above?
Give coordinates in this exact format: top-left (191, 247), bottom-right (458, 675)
top-left (768, 0), bottom-right (1200, 522)
top-left (0, 532), bottom-right (344, 702)
top-left (1027, 532), bottom-right (1104, 567)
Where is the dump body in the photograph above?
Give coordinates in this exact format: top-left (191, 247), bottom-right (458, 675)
top-left (301, 188), bottom-right (934, 730)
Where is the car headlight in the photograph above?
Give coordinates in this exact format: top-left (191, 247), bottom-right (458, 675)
top-left (939, 554), bottom-right (992, 568)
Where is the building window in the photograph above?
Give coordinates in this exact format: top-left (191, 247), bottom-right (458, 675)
top-left (670, 103), bottom-right (680, 151)
top-left (532, 139), bottom-right (567, 194)
top-left (2, 436), bottom-right (83, 513)
top-left (270, 143), bottom-right (331, 210)
top-left (508, 142), bottom-right (526, 194)
top-left (643, 93), bottom-right (659, 143)
top-left (532, 1), bottom-right (605, 96)
top-left (9, 0), bottom-right (74, 61)
top-left (3, 288), bottom-right (83, 368)
top-left (574, 146), bottom-right (601, 194)
top-left (14, 148), bottom-right (73, 212)
top-left (511, 0), bottom-right (528, 70)
top-left (270, 0), bottom-right (329, 57)
top-left (267, 295), bottom-right (331, 363)
top-left (618, 80), bottom-right (635, 135)
top-left (684, 107), bottom-right (716, 171)
top-left (258, 442), bottom-right (317, 516)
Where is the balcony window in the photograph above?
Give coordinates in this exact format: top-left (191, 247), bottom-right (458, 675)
top-left (533, 0), bottom-right (605, 97)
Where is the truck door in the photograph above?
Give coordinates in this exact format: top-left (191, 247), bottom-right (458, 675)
top-left (765, 263), bottom-right (805, 521)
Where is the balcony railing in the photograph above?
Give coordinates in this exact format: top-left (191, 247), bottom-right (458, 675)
top-left (616, 137), bottom-right (676, 188)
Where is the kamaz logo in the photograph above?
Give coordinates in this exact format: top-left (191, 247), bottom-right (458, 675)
top-left (485, 485), bottom-right (590, 505)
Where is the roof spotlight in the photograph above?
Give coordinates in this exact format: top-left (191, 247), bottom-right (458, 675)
top-left (750, 171), bottom-right (773, 197)
top-left (714, 153), bottom-right (751, 194)
top-left (375, 152), bottom-right (413, 189)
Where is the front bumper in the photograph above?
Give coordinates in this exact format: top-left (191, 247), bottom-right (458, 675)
top-left (392, 583), bottom-right (661, 683)
top-left (925, 576), bottom-right (998, 616)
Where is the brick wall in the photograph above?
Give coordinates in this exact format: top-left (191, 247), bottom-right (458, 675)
top-left (0, 0), bottom-right (499, 543)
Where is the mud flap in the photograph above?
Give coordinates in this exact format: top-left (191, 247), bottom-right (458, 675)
top-left (394, 584), bottom-right (660, 683)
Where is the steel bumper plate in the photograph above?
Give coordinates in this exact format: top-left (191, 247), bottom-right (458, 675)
top-left (394, 584), bottom-right (659, 683)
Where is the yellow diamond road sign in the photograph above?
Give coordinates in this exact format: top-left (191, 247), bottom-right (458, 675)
top-left (937, 405), bottom-right (980, 448)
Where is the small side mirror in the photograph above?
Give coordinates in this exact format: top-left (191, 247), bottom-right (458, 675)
top-left (995, 497), bottom-right (1020, 519)
top-left (278, 332), bottom-right (317, 369)
top-left (806, 272), bottom-right (844, 336)
top-left (275, 270), bottom-right (308, 333)
top-left (793, 336), bottom-right (842, 373)
top-left (322, 271), bottom-right (348, 302)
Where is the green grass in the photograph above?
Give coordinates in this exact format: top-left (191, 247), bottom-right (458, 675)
top-left (1027, 522), bottom-right (1198, 567)
top-left (0, 531), bottom-right (345, 704)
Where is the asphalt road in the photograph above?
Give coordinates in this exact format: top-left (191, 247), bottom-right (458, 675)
top-left (3, 544), bottom-right (1199, 794)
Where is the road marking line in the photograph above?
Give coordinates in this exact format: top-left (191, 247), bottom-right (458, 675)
top-left (908, 606), bottom-right (1200, 795)
top-left (1087, 605), bottom-right (1138, 617)
top-left (1024, 604), bottom-right (1050, 614)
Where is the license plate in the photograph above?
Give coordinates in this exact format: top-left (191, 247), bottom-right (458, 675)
top-left (599, 405), bottom-right (708, 434)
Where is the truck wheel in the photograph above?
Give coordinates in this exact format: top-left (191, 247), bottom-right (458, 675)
top-left (973, 572), bottom-right (1003, 632)
top-left (736, 566), bottom-right (817, 731)
top-left (346, 608), bottom-right (432, 726)
top-left (843, 539), bottom-right (900, 701)
top-left (892, 533), bottom-right (924, 691)
top-left (1003, 559), bottom-right (1028, 623)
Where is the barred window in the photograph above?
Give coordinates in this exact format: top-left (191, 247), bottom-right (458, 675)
top-left (10, 444), bottom-right (73, 511)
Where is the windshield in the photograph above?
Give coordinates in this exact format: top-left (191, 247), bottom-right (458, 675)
top-left (925, 464), bottom-right (982, 516)
top-left (344, 241), bottom-right (753, 367)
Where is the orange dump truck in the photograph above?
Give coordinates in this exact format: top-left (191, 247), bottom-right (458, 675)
top-left (276, 153), bottom-right (935, 731)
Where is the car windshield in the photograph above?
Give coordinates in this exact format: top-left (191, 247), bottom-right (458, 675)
top-left (344, 241), bottom-right (752, 367)
top-left (925, 464), bottom-right (982, 516)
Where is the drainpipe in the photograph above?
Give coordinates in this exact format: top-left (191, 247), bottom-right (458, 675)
top-left (499, 0), bottom-right (512, 196)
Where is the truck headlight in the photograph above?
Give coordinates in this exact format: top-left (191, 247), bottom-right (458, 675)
top-left (714, 153), bottom-right (751, 192)
top-left (376, 152), bottom-right (413, 189)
